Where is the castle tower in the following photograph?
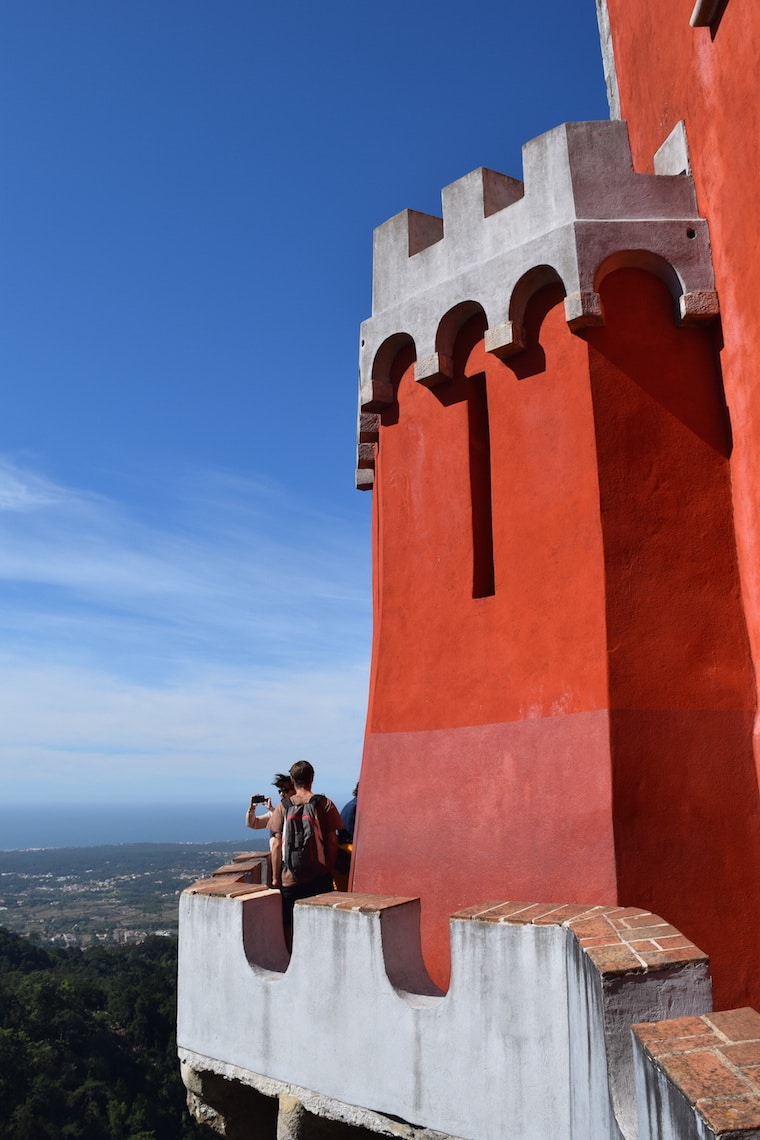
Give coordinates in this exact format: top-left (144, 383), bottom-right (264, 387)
top-left (352, 119), bottom-right (760, 1009)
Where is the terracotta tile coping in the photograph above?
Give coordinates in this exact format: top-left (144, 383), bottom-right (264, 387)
top-left (183, 883), bottom-right (416, 910)
top-left (184, 878), bottom-right (272, 899)
top-left (179, 853), bottom-right (268, 888)
top-left (185, 870), bottom-right (707, 979)
top-left (452, 901), bottom-right (708, 977)
top-left (211, 858), bottom-right (266, 877)
top-left (634, 1009), bottom-right (760, 1135)
top-left (300, 892), bottom-right (418, 913)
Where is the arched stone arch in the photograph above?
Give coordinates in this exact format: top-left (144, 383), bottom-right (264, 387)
top-left (588, 248), bottom-right (720, 328)
top-left (485, 265), bottom-right (566, 361)
top-left (365, 332), bottom-right (417, 411)
top-left (415, 300), bottom-right (486, 388)
top-left (357, 333), bottom-right (417, 488)
top-left (593, 249), bottom-right (687, 327)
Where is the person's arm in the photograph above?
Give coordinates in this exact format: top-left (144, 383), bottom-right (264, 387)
top-left (246, 795), bottom-right (273, 830)
top-left (246, 807), bottom-right (272, 830)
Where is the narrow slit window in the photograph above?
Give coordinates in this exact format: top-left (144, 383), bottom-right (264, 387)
top-left (690, 0), bottom-right (728, 27)
top-left (467, 373), bottom-right (495, 598)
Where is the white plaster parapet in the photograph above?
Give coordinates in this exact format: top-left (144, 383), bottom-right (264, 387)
top-left (356, 119), bottom-right (718, 488)
top-left (178, 888), bottom-right (712, 1140)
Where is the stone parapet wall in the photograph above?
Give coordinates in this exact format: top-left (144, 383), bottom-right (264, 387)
top-left (178, 875), bottom-right (725, 1139)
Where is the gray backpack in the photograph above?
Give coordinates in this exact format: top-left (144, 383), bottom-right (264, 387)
top-left (281, 795), bottom-right (327, 881)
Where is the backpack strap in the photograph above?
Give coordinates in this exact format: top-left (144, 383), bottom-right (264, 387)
top-left (280, 795), bottom-right (293, 868)
top-left (309, 794), bottom-right (327, 862)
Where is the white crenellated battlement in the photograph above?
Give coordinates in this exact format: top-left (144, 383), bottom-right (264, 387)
top-left (178, 876), bottom-right (721, 1140)
top-left (357, 119), bottom-right (718, 489)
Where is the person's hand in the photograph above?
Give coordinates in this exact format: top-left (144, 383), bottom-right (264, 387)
top-left (271, 877), bottom-right (280, 889)
top-left (265, 796), bottom-right (274, 810)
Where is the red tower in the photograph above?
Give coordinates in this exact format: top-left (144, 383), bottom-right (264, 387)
top-left (353, 112), bottom-right (760, 1010)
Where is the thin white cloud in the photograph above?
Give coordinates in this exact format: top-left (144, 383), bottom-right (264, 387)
top-left (0, 457), bottom-right (371, 803)
top-left (0, 459), bottom-right (74, 512)
top-left (0, 458), bottom-right (370, 662)
top-left (0, 659), bottom-right (368, 804)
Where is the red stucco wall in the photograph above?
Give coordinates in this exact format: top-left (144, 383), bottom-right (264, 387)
top-left (355, 296), bottom-right (616, 987)
top-left (602, 0), bottom-right (760, 778)
top-left (354, 270), bottom-right (758, 1003)
top-left (595, 0), bottom-right (760, 1010)
top-left (586, 269), bottom-right (759, 1010)
top-left (368, 298), bottom-right (609, 734)
top-left (355, 0), bottom-right (760, 1008)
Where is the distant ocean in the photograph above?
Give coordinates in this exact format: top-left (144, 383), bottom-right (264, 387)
top-left (0, 803), bottom-right (258, 852)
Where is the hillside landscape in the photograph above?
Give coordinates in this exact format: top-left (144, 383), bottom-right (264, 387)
top-left (0, 840), bottom-right (266, 946)
top-left (0, 840), bottom-right (265, 1138)
top-left (0, 925), bottom-right (212, 1138)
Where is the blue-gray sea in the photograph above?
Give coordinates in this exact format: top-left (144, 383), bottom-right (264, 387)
top-left (0, 803), bottom-right (258, 851)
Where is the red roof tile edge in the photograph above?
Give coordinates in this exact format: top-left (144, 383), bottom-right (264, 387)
top-left (633, 1009), bottom-right (760, 1134)
top-left (451, 901), bottom-right (709, 977)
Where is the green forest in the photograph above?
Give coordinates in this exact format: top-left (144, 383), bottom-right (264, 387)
top-left (0, 927), bottom-right (211, 1139)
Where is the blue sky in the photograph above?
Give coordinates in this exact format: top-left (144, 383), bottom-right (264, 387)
top-left (0, 1), bottom-right (609, 808)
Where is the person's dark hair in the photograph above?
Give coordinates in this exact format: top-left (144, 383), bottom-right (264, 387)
top-left (272, 773), bottom-right (294, 792)
top-left (289, 760), bottom-right (314, 789)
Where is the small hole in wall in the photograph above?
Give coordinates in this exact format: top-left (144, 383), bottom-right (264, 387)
top-left (361, 338), bottom-right (366, 346)
top-left (686, 228), bottom-right (697, 239)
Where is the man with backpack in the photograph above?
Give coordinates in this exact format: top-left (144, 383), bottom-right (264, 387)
top-left (269, 760), bottom-right (344, 949)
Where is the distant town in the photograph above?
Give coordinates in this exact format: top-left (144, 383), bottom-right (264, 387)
top-left (0, 838), bottom-right (266, 946)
